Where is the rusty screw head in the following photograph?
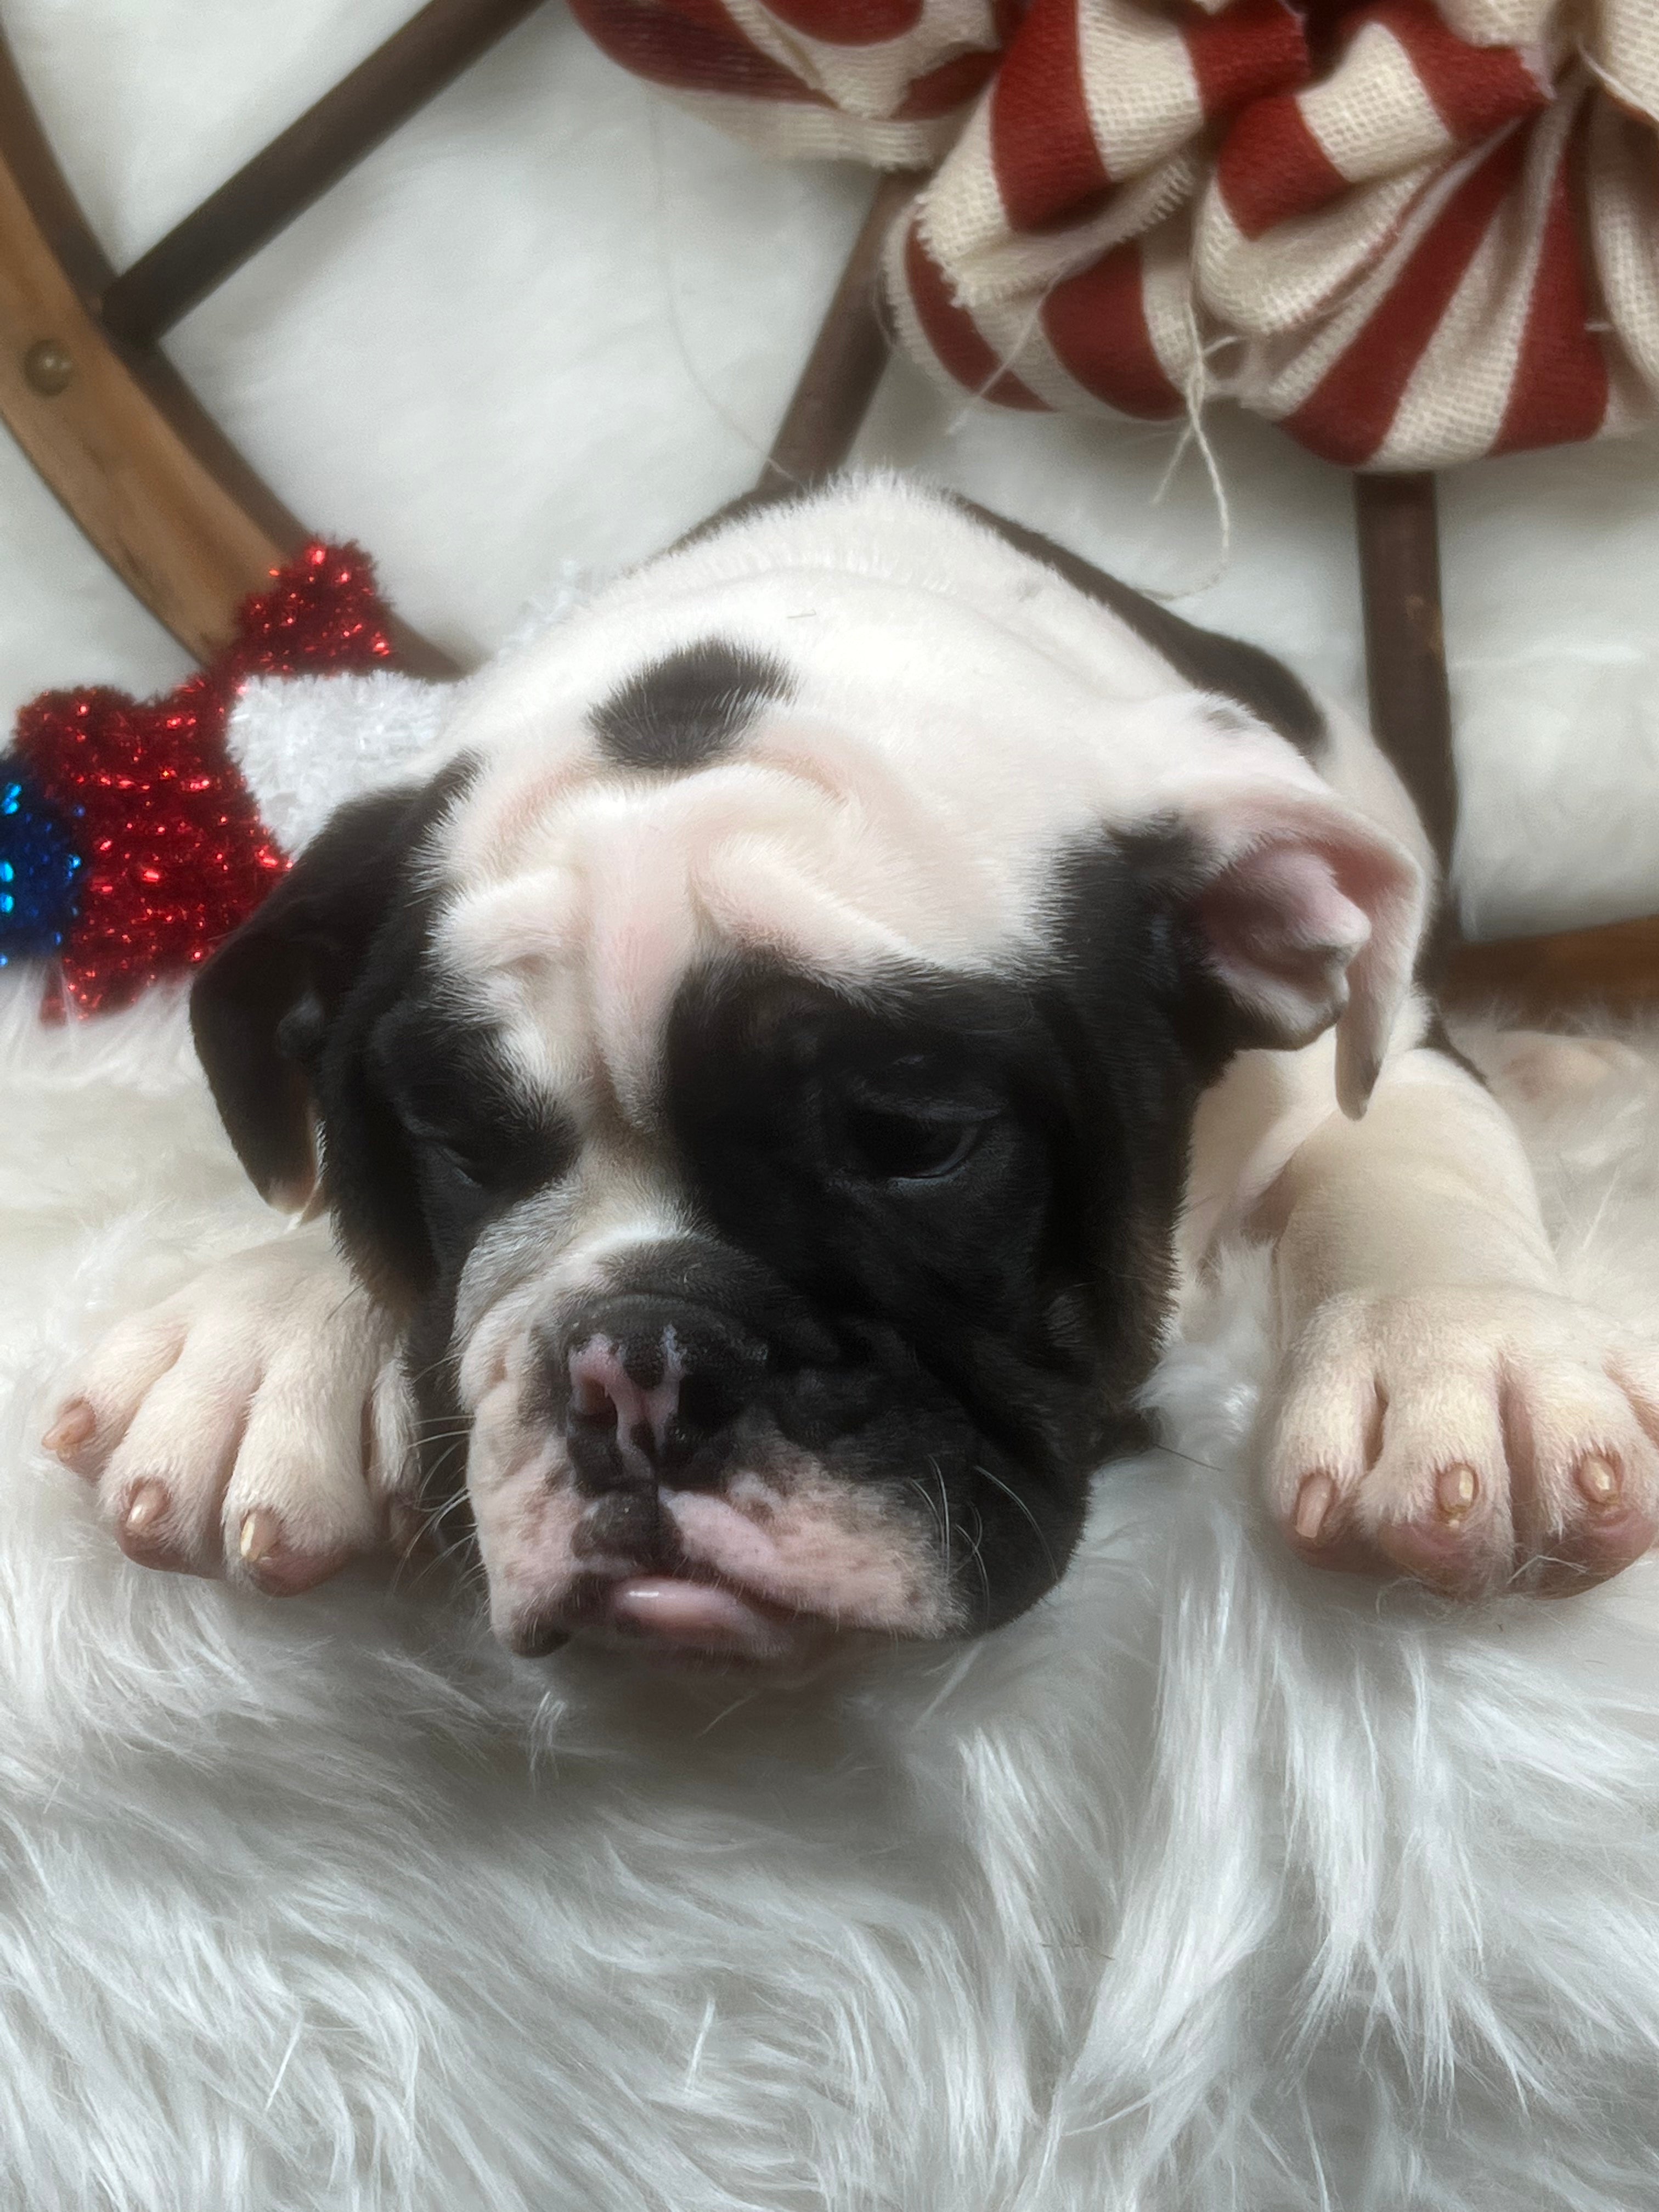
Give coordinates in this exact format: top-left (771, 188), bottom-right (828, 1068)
top-left (23, 339), bottom-right (73, 396)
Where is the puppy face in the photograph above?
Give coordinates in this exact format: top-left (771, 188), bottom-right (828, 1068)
top-left (193, 483), bottom-right (1421, 1664)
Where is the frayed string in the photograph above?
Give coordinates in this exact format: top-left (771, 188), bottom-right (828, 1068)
top-left (1145, 319), bottom-right (1241, 600)
top-left (939, 286), bottom-right (1053, 435)
top-left (939, 274), bottom-right (1239, 602)
top-left (644, 98), bottom-right (775, 472)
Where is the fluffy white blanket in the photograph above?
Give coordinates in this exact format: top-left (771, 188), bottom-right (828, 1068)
top-left (7, 974), bottom-right (1659, 2211)
top-left (6, 2), bottom-right (1659, 2203)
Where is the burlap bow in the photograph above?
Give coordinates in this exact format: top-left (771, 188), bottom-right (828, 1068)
top-left (569, 0), bottom-right (1659, 468)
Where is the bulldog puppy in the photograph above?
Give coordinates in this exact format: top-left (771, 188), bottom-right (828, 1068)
top-left (46, 479), bottom-right (1659, 1663)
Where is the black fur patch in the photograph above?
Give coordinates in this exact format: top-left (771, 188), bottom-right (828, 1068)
top-left (191, 760), bottom-right (478, 1210)
top-left (590, 638), bottom-right (793, 772)
top-left (953, 496), bottom-right (1328, 759)
top-left (351, 992), bottom-right (579, 1282)
top-left (642, 838), bottom-right (1209, 1627)
top-left (318, 923), bottom-right (579, 1541)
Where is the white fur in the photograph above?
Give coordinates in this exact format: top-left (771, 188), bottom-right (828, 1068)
top-left (226, 671), bottom-right (453, 854)
top-left (7, 498), bottom-right (1659, 2204)
top-left (13, 479), bottom-right (1659, 2203)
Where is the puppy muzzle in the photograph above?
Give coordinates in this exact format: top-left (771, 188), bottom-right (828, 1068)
top-left (474, 1272), bottom-right (962, 1667)
top-left (512, 1295), bottom-right (822, 1663)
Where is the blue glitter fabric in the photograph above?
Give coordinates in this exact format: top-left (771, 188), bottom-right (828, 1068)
top-left (0, 758), bottom-right (82, 968)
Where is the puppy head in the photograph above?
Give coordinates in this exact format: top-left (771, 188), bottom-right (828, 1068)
top-left (193, 488), bottom-right (1422, 1666)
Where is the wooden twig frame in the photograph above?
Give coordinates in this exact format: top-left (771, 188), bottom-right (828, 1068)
top-left (100, 0), bottom-right (545, 348)
top-left (1353, 472), bottom-right (1457, 874)
top-left (0, 26), bottom-right (459, 674)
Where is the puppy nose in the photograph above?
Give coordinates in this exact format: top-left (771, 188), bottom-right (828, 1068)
top-left (566, 1331), bottom-right (683, 1486)
top-left (557, 1297), bottom-right (765, 1496)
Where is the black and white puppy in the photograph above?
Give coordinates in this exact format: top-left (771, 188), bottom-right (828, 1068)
top-left (48, 479), bottom-right (1659, 1663)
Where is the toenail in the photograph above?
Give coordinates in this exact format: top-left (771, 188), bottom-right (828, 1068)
top-left (1575, 1454), bottom-right (1621, 1508)
top-left (1436, 1464), bottom-right (1479, 1522)
top-left (239, 1508), bottom-right (283, 1566)
top-left (43, 1400), bottom-right (97, 1464)
top-left (241, 1532), bottom-right (351, 1597)
top-left (1293, 1472), bottom-right (1336, 1544)
top-left (123, 1479), bottom-right (169, 1535)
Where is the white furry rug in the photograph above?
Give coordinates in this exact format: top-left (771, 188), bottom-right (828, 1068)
top-left (8, 977), bottom-right (1659, 2210)
top-left (7, 3), bottom-right (1659, 2204)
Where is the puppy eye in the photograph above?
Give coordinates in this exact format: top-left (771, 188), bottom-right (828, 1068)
top-left (427, 1119), bottom-right (569, 1196)
top-left (430, 1134), bottom-right (495, 1188)
top-left (842, 1104), bottom-right (981, 1182)
top-left (399, 1099), bottom-right (569, 1195)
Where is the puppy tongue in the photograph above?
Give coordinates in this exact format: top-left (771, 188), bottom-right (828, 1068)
top-left (608, 1576), bottom-right (799, 1660)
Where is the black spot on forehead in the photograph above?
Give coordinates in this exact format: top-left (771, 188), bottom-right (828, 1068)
top-left (590, 637), bottom-right (794, 772)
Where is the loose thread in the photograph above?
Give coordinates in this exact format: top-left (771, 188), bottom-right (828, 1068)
top-left (1146, 319), bottom-right (1240, 600)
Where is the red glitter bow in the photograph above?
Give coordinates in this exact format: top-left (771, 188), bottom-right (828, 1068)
top-left (10, 543), bottom-right (398, 1016)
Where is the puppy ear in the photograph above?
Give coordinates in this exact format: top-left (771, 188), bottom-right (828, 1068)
top-left (1173, 785), bottom-right (1426, 1116)
top-left (190, 777), bottom-right (453, 1209)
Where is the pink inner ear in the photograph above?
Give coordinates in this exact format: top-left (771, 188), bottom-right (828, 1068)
top-left (1195, 842), bottom-right (1373, 1049)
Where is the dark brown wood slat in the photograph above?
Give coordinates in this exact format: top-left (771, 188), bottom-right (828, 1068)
top-left (755, 170), bottom-right (918, 495)
top-left (100, 0), bottom-right (548, 346)
top-left (1354, 471), bottom-right (1458, 873)
top-left (1443, 915), bottom-right (1659, 1020)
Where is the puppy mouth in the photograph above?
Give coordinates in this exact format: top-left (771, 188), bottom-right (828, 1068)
top-left (598, 1572), bottom-right (819, 1663)
top-left (511, 1563), bottom-right (831, 1668)
top-left (495, 1460), bottom-right (953, 1667)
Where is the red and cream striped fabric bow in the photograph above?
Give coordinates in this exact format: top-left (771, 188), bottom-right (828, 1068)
top-left (568, 0), bottom-right (1659, 469)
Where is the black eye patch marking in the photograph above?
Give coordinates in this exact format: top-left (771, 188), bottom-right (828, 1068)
top-left (589, 638), bottom-right (794, 772)
top-left (368, 995), bottom-right (576, 1261)
top-left (664, 961), bottom-right (1075, 1353)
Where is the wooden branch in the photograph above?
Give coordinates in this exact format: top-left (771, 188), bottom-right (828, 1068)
top-left (100, 0), bottom-right (547, 346)
top-left (1353, 472), bottom-right (1659, 1022)
top-left (755, 170), bottom-right (917, 495)
top-left (1354, 471), bottom-right (1458, 874)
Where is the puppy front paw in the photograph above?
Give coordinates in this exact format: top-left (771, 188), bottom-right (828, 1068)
top-left (43, 1230), bottom-right (413, 1594)
top-left (1266, 1288), bottom-right (1659, 1598)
